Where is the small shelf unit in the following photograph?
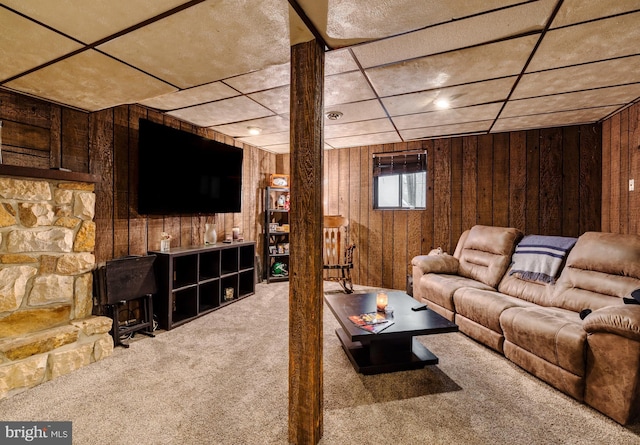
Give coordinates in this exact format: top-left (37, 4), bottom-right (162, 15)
top-left (264, 186), bottom-right (290, 283)
top-left (150, 241), bottom-right (255, 330)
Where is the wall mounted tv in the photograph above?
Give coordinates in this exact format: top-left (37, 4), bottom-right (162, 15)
top-left (138, 118), bottom-right (243, 215)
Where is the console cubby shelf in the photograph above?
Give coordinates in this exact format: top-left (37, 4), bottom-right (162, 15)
top-left (264, 186), bottom-right (290, 283)
top-left (150, 241), bottom-right (256, 330)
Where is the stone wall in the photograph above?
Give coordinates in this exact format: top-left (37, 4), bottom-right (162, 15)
top-left (0, 175), bottom-right (113, 399)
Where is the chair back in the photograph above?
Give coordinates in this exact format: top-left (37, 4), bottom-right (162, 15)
top-left (323, 215), bottom-right (350, 266)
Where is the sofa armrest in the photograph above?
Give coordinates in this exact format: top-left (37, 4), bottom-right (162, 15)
top-left (583, 305), bottom-right (640, 342)
top-left (412, 254), bottom-right (459, 275)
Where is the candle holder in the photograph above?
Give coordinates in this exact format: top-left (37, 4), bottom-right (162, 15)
top-left (376, 292), bottom-right (388, 312)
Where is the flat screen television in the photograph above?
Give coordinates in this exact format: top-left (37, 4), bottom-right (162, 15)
top-left (137, 118), bottom-right (243, 215)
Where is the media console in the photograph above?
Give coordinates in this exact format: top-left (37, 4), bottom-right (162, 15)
top-left (150, 242), bottom-right (256, 330)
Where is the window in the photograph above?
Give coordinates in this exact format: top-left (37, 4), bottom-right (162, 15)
top-left (373, 150), bottom-right (427, 210)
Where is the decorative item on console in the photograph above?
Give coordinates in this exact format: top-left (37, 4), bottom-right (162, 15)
top-left (204, 223), bottom-right (217, 245)
top-left (160, 232), bottom-right (171, 252)
top-left (376, 292), bottom-right (388, 312)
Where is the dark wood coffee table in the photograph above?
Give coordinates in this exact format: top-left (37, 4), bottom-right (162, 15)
top-left (324, 291), bottom-right (458, 374)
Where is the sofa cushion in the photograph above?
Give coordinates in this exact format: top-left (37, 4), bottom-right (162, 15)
top-left (498, 269), bottom-right (554, 307)
top-left (500, 306), bottom-right (587, 377)
top-left (551, 232), bottom-right (640, 312)
top-left (454, 288), bottom-right (535, 334)
top-left (419, 273), bottom-right (493, 312)
top-left (457, 225), bottom-right (522, 288)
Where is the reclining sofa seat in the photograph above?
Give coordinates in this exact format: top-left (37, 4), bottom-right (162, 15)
top-left (412, 227), bottom-right (640, 425)
top-left (411, 225), bottom-right (522, 321)
top-left (501, 232), bottom-right (640, 424)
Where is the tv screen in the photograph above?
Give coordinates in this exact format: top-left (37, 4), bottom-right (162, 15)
top-left (138, 118), bottom-right (243, 215)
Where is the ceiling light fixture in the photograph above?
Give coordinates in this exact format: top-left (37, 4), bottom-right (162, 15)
top-left (325, 111), bottom-right (343, 120)
top-left (247, 126), bottom-right (262, 135)
top-left (434, 98), bottom-right (450, 109)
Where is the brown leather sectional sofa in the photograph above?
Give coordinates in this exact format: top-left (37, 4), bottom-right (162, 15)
top-left (411, 225), bottom-right (640, 425)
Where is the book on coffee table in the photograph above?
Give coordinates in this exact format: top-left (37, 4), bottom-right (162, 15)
top-left (348, 312), bottom-right (394, 334)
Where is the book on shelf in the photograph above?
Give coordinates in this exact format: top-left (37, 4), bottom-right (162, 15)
top-left (348, 312), bottom-right (394, 334)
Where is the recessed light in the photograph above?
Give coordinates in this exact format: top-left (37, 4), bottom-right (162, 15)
top-left (247, 126), bottom-right (262, 135)
top-left (434, 98), bottom-right (450, 109)
top-left (325, 111), bottom-right (343, 120)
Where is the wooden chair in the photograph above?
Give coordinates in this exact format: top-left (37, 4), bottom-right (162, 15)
top-left (323, 215), bottom-right (356, 293)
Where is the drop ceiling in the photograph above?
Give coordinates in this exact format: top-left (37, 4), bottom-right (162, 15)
top-left (1, 0), bottom-right (639, 154)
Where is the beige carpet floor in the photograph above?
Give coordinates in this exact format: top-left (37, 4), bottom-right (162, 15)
top-left (1, 281), bottom-right (639, 444)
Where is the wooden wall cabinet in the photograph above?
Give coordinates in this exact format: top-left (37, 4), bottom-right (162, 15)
top-left (150, 242), bottom-right (255, 330)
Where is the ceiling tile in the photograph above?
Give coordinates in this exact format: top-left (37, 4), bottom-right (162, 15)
top-left (400, 121), bottom-right (492, 140)
top-left (382, 77), bottom-right (516, 117)
top-left (167, 96), bottom-right (274, 127)
top-left (224, 62), bottom-right (290, 94)
top-left (0, 8), bottom-right (83, 81)
top-left (298, 0), bottom-right (525, 47)
top-left (326, 131), bottom-right (401, 149)
top-left (325, 48), bottom-right (359, 75)
top-left (248, 86), bottom-right (290, 114)
top-left (5, 50), bottom-right (175, 111)
top-left (237, 130), bottom-right (289, 146)
top-left (551, 0), bottom-right (640, 28)
top-left (392, 103), bottom-right (503, 130)
top-left (513, 55), bottom-right (640, 99)
top-left (260, 143), bottom-right (290, 154)
top-left (501, 84), bottom-right (640, 118)
top-left (97, 0), bottom-right (291, 88)
top-left (323, 100), bottom-right (387, 125)
top-left (211, 115), bottom-right (289, 138)
top-left (352, 0), bottom-right (554, 68)
top-left (528, 12), bottom-right (640, 72)
top-left (2, 0), bottom-right (187, 43)
top-left (139, 82), bottom-right (239, 110)
top-left (492, 106), bottom-right (620, 133)
top-left (325, 71), bottom-right (376, 106)
top-left (324, 118), bottom-right (395, 138)
top-left (365, 35), bottom-right (538, 97)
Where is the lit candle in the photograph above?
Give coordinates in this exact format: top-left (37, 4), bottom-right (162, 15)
top-left (376, 292), bottom-right (388, 312)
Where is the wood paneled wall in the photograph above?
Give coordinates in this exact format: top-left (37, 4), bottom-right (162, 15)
top-left (278, 124), bottom-right (602, 291)
top-left (602, 102), bottom-right (640, 235)
top-left (0, 90), bottom-right (277, 265)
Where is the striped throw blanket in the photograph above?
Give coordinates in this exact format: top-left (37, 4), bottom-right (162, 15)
top-left (509, 235), bottom-right (577, 284)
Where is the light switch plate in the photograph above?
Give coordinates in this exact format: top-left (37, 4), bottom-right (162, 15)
top-left (630, 179), bottom-right (635, 191)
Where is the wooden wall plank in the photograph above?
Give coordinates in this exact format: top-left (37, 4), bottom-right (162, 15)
top-left (358, 146), bottom-right (370, 286)
top-left (629, 104), bottom-right (640, 235)
top-left (539, 128), bottom-right (563, 235)
top-left (619, 109), bottom-right (630, 234)
top-left (338, 148), bottom-right (350, 218)
top-left (423, 140), bottom-right (435, 253)
top-left (525, 130), bottom-right (540, 234)
top-left (450, 137), bottom-right (463, 248)
top-left (509, 131), bottom-right (526, 232)
top-left (433, 138), bottom-right (451, 249)
top-left (348, 146), bottom-right (361, 284)
top-left (600, 119), bottom-right (611, 232)
top-left (113, 106), bottom-right (130, 258)
top-left (562, 126), bottom-right (580, 237)
top-left (492, 133), bottom-right (509, 228)
top-left (477, 134), bottom-right (493, 226)
top-left (50, 107), bottom-right (61, 168)
top-left (462, 136), bottom-right (478, 232)
top-left (61, 108), bottom-right (89, 173)
top-left (368, 145), bottom-right (383, 287)
top-left (579, 124), bottom-right (602, 234)
top-left (609, 113), bottom-right (621, 233)
top-left (89, 109), bottom-right (114, 263)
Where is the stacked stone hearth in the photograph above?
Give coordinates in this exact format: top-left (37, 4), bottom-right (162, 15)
top-left (0, 175), bottom-right (113, 399)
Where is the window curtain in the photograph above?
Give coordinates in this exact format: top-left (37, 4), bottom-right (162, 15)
top-left (372, 150), bottom-right (427, 177)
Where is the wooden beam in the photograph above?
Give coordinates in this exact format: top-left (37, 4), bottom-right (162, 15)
top-left (289, 38), bottom-right (324, 445)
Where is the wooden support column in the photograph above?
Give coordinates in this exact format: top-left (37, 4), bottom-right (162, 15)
top-left (288, 38), bottom-right (324, 445)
